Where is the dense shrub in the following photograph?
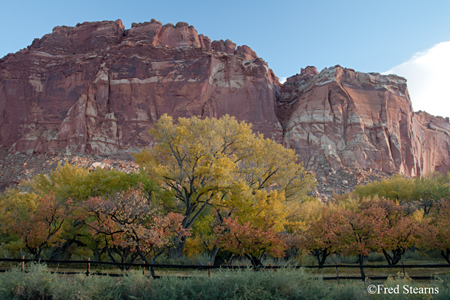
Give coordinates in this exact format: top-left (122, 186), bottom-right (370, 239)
top-left (1, 263), bottom-right (449, 299)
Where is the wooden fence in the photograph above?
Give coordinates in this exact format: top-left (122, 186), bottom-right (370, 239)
top-left (1, 257), bottom-right (449, 281)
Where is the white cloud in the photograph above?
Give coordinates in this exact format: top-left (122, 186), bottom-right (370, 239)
top-left (279, 77), bottom-right (287, 84)
top-left (384, 41), bottom-right (450, 118)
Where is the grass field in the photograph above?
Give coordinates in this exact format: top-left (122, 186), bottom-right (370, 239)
top-left (1, 263), bottom-right (449, 300)
top-left (1, 251), bottom-right (450, 299)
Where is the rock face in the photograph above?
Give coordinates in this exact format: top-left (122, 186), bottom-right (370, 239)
top-left (0, 19), bottom-right (280, 155)
top-left (1, 19), bottom-right (450, 178)
top-left (277, 66), bottom-right (450, 176)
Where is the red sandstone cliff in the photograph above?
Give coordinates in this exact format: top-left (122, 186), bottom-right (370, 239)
top-left (0, 19), bottom-right (280, 155)
top-left (1, 19), bottom-right (449, 178)
top-left (277, 66), bottom-right (450, 176)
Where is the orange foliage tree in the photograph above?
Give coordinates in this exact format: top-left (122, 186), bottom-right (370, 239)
top-left (213, 217), bottom-right (288, 268)
top-left (293, 206), bottom-right (340, 268)
top-left (331, 201), bottom-right (389, 280)
top-left (297, 198), bottom-right (419, 269)
top-left (10, 191), bottom-right (72, 260)
top-left (417, 199), bottom-right (450, 263)
top-left (363, 198), bottom-right (419, 265)
top-left (82, 188), bottom-right (188, 268)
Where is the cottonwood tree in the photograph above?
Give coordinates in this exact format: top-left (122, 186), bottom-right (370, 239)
top-left (354, 175), bottom-right (413, 204)
top-left (135, 114), bottom-right (315, 258)
top-left (412, 173), bottom-right (450, 215)
top-left (355, 172), bottom-right (450, 215)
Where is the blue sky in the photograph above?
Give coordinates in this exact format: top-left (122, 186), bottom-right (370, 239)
top-left (2, 0), bottom-right (450, 117)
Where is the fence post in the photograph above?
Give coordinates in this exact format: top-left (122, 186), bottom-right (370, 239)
top-left (207, 262), bottom-right (211, 278)
top-left (21, 255), bottom-right (25, 272)
top-left (402, 262), bottom-right (405, 277)
top-left (335, 263), bottom-right (339, 284)
top-left (86, 258), bottom-right (90, 276)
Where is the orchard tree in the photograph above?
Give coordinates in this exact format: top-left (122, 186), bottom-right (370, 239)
top-left (331, 201), bottom-right (389, 280)
top-left (82, 188), bottom-right (187, 270)
top-left (294, 205), bottom-right (341, 268)
top-left (135, 114), bottom-right (315, 258)
top-left (20, 162), bottom-right (159, 259)
top-left (417, 199), bottom-right (450, 263)
top-left (0, 188), bottom-right (40, 255)
top-left (213, 217), bottom-right (288, 268)
top-left (361, 198), bottom-right (420, 265)
top-left (9, 191), bottom-right (73, 260)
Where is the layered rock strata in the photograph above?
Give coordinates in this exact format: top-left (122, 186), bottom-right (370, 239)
top-left (278, 66), bottom-right (450, 176)
top-left (1, 19), bottom-right (450, 178)
top-left (0, 19), bottom-right (279, 155)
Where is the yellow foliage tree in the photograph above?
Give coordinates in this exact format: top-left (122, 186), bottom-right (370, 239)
top-left (0, 188), bottom-right (40, 254)
top-left (24, 162), bottom-right (89, 200)
top-left (135, 114), bottom-right (315, 257)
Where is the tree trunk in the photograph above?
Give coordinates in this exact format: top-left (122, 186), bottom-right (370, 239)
top-left (383, 249), bottom-right (404, 265)
top-left (168, 234), bottom-right (187, 259)
top-left (213, 250), bottom-right (235, 266)
top-left (359, 254), bottom-right (366, 281)
top-left (441, 249), bottom-right (450, 264)
top-left (136, 248), bottom-right (164, 279)
top-left (313, 249), bottom-right (329, 268)
top-left (50, 239), bottom-right (87, 260)
top-left (209, 246), bottom-right (219, 265)
top-left (245, 254), bottom-right (264, 269)
top-left (382, 249), bottom-right (393, 265)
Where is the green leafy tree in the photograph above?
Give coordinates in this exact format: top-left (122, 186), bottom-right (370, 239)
top-left (412, 173), bottom-right (450, 215)
top-left (354, 174), bottom-right (413, 204)
top-left (25, 162), bottom-right (157, 202)
top-left (355, 172), bottom-right (450, 216)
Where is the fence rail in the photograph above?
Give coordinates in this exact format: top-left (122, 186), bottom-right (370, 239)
top-left (1, 257), bottom-right (449, 281)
